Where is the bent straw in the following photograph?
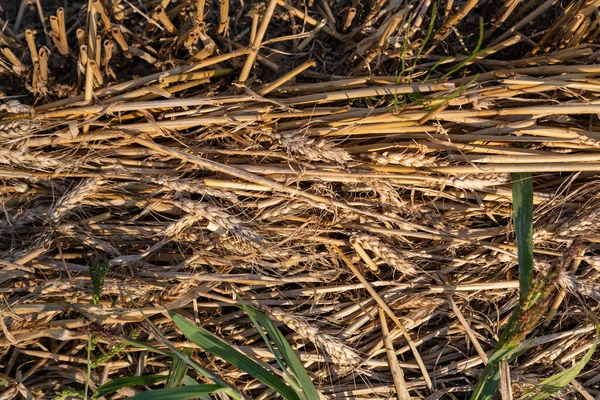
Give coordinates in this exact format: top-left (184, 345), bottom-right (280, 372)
top-left (333, 245), bottom-right (434, 393)
top-left (258, 60), bottom-right (316, 95)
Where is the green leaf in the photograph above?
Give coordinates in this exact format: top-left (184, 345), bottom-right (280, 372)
top-left (473, 362), bottom-right (502, 400)
top-left (439, 17), bottom-right (484, 79)
top-left (241, 305), bottom-right (320, 400)
top-left (520, 326), bottom-right (599, 400)
top-left (128, 299), bottom-right (237, 397)
top-left (512, 172), bottom-right (534, 300)
top-left (169, 311), bottom-right (302, 400)
top-left (92, 375), bottom-right (166, 399)
top-left (182, 375), bottom-right (200, 386)
top-left (470, 344), bottom-right (524, 400)
top-left (120, 336), bottom-right (171, 357)
top-left (181, 376), bottom-right (211, 400)
top-left (130, 385), bottom-right (227, 400)
top-left (166, 348), bottom-right (190, 388)
top-left (414, 0), bottom-right (437, 63)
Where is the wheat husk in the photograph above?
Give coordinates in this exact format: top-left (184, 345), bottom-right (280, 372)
top-left (1, 1), bottom-right (600, 399)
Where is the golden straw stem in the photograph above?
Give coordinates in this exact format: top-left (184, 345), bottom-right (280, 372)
top-left (36, 49), bottom-right (251, 111)
top-left (76, 28), bottom-right (86, 48)
top-left (378, 309), bottom-right (411, 400)
top-left (529, 0), bottom-right (579, 54)
top-left (162, 78), bottom-right (210, 94)
top-left (159, 68), bottom-right (234, 83)
top-left (217, 0), bottom-right (229, 35)
top-left (79, 44), bottom-right (89, 67)
top-left (378, 15), bottom-right (404, 47)
top-left (568, 18), bottom-right (591, 48)
top-left (471, 34), bottom-right (522, 62)
top-left (231, 40), bottom-right (278, 71)
top-left (132, 78), bottom-right (209, 104)
top-left (277, 0), bottom-right (344, 40)
top-left (281, 83), bottom-right (455, 105)
top-left (32, 62), bottom-right (40, 91)
top-left (343, 7), bottom-right (357, 31)
top-left (1, 48), bottom-right (26, 75)
top-left (49, 17), bottom-right (60, 43)
top-left (250, 13), bottom-right (259, 44)
top-left (84, 0), bottom-right (98, 133)
top-left (111, 26), bottom-right (129, 52)
top-left (56, 8), bottom-right (69, 55)
top-left (450, 153), bottom-right (600, 164)
top-left (25, 30), bottom-right (39, 63)
top-left (89, 60), bottom-right (104, 86)
top-left (333, 245), bottom-right (434, 393)
top-left (95, 34), bottom-right (102, 64)
top-left (297, 20), bottom-right (327, 51)
top-left (38, 47), bottom-right (49, 85)
top-left (258, 60), bottom-right (316, 95)
top-left (238, 0), bottom-right (278, 83)
top-left (432, 0), bottom-right (478, 42)
top-left (196, 0), bottom-right (206, 23)
top-left (92, 0), bottom-right (111, 28)
top-left (155, 6), bottom-right (177, 34)
top-left (102, 40), bottom-right (114, 66)
top-left (384, 163), bottom-right (600, 173)
top-left (483, 0), bottom-right (521, 41)
top-left (418, 103), bottom-right (448, 125)
top-left (38, 97), bottom-right (256, 119)
top-left (350, 240), bottom-right (381, 274)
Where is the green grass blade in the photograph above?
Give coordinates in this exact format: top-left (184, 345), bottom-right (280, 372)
top-left (413, 1), bottom-right (437, 65)
top-left (520, 325), bottom-right (599, 400)
top-left (127, 299), bottom-right (237, 396)
top-left (440, 17), bottom-right (484, 79)
top-left (182, 375), bottom-right (200, 386)
top-left (181, 377), bottom-right (211, 400)
top-left (120, 337), bottom-right (171, 357)
top-left (169, 311), bottom-right (302, 400)
top-left (130, 385), bottom-right (227, 400)
top-left (92, 375), bottom-right (166, 399)
top-left (239, 305), bottom-right (291, 384)
top-left (241, 305), bottom-right (320, 400)
top-left (512, 172), bottom-right (534, 299)
top-left (472, 173), bottom-right (535, 400)
top-left (470, 344), bottom-right (524, 400)
top-left (165, 348), bottom-right (191, 388)
top-left (472, 363), bottom-right (502, 400)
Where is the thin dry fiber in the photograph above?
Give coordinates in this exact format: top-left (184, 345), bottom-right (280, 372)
top-left (0, 0), bottom-right (599, 399)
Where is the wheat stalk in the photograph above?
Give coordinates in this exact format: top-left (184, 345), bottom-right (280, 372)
top-left (271, 131), bottom-right (352, 164)
top-left (265, 307), bottom-right (362, 368)
top-left (61, 227), bottom-right (120, 256)
top-left (446, 173), bottom-right (510, 190)
top-left (367, 151), bottom-right (443, 167)
top-left (110, 214), bottom-right (201, 265)
top-left (0, 120), bottom-right (39, 141)
top-left (557, 208), bottom-right (600, 237)
top-left (0, 147), bottom-right (65, 170)
top-left (351, 234), bottom-right (418, 275)
top-left (48, 179), bottom-right (104, 223)
top-left (558, 273), bottom-right (600, 301)
top-left (171, 200), bottom-right (261, 242)
top-left (154, 176), bottom-right (238, 201)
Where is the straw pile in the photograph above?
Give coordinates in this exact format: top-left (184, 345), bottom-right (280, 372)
top-left (1, 0), bottom-right (600, 398)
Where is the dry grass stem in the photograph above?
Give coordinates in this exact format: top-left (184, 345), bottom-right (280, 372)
top-left (1, 2), bottom-right (600, 398)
